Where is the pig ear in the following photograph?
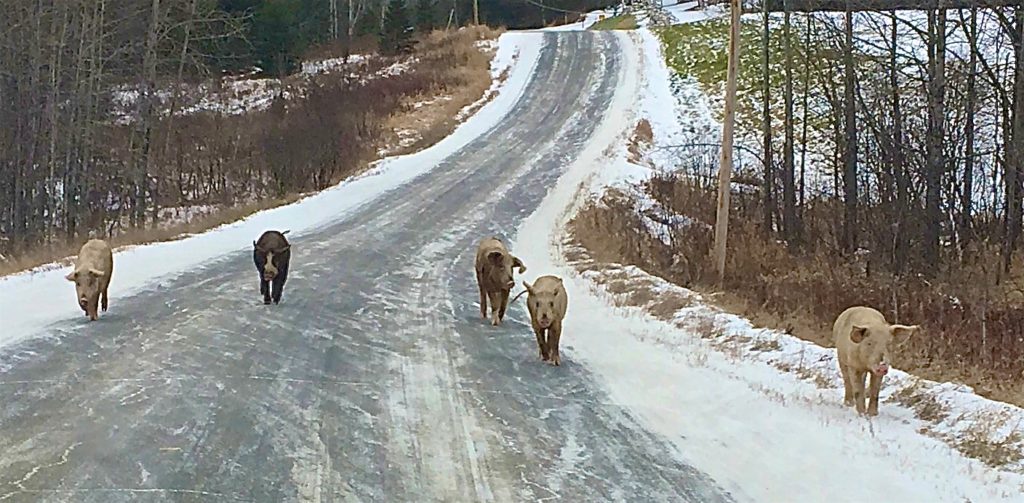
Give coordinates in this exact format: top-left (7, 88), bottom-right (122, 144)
top-left (87, 268), bottom-right (105, 278)
top-left (512, 256), bottom-right (526, 274)
top-left (487, 251), bottom-right (503, 265)
top-left (522, 280), bottom-right (534, 295)
top-left (850, 326), bottom-right (869, 344)
top-left (891, 324), bottom-right (918, 341)
top-left (65, 271), bottom-right (77, 282)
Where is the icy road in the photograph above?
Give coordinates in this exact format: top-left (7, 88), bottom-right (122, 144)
top-left (0, 32), bottom-right (733, 502)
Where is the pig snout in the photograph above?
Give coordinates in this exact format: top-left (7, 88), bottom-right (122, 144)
top-left (874, 363), bottom-right (890, 376)
top-left (79, 297), bottom-right (89, 309)
top-left (537, 316), bottom-right (552, 329)
top-left (505, 280), bottom-right (515, 290)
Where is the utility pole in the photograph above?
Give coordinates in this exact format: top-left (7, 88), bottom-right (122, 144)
top-left (713, 0), bottom-right (741, 284)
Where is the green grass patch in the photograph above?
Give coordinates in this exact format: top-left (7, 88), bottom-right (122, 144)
top-left (655, 16), bottom-right (833, 137)
top-left (589, 14), bottom-right (638, 31)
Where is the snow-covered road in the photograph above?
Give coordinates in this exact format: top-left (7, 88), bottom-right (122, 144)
top-left (0, 32), bottom-right (731, 502)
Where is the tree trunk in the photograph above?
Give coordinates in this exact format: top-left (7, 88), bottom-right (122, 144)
top-left (799, 13), bottom-right (812, 214)
top-left (1005, 5), bottom-right (1024, 272)
top-left (892, 11), bottom-right (909, 274)
top-left (961, 7), bottom-right (977, 251)
top-left (924, 7), bottom-right (946, 270)
top-left (714, 0), bottom-right (742, 284)
top-left (761, 0), bottom-right (775, 235)
top-left (782, 7), bottom-right (799, 246)
top-left (134, 0), bottom-right (161, 229)
top-left (842, 9), bottom-right (858, 254)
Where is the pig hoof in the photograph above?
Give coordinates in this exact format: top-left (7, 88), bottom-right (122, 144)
top-left (263, 299), bottom-right (271, 305)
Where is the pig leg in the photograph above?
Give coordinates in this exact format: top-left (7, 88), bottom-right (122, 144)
top-left (534, 327), bottom-right (549, 361)
top-left (260, 279), bottom-right (271, 305)
top-left (488, 291), bottom-right (502, 326)
top-left (548, 321), bottom-right (562, 366)
top-left (867, 372), bottom-right (883, 416)
top-left (101, 287), bottom-right (109, 312)
top-left (840, 363), bottom-right (854, 406)
top-left (476, 271), bottom-right (488, 319)
top-left (852, 369), bottom-right (868, 414)
top-left (271, 264), bottom-right (287, 304)
top-left (271, 278), bottom-right (284, 304)
top-left (88, 296), bottom-right (99, 321)
top-left (498, 289), bottom-right (510, 322)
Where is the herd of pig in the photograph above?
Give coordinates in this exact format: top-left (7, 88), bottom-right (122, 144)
top-left (62, 233), bottom-right (917, 416)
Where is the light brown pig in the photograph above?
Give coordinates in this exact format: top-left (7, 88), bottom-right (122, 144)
top-left (833, 306), bottom-right (918, 416)
top-left (523, 276), bottom-right (568, 366)
top-left (475, 237), bottom-right (526, 326)
top-left (65, 239), bottom-right (114, 321)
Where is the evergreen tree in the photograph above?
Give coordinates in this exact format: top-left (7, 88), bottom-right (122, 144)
top-left (380, 0), bottom-right (413, 55)
top-left (252, 0), bottom-right (301, 76)
top-left (416, 0), bottom-right (438, 32)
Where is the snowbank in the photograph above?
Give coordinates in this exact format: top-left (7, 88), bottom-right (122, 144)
top-left (0, 32), bottom-right (544, 349)
top-left (540, 10), bottom-right (611, 31)
top-left (112, 54), bottom-right (416, 123)
top-left (511, 21), bottom-right (1024, 502)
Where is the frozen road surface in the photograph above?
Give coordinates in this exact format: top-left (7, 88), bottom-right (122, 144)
top-left (0, 32), bottom-right (733, 502)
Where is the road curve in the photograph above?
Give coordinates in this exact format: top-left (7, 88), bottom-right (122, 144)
top-left (0, 32), bottom-right (734, 503)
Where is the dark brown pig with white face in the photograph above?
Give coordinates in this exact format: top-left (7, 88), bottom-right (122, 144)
top-left (474, 236), bottom-right (526, 326)
top-left (253, 230), bottom-right (291, 305)
top-left (523, 275), bottom-right (568, 366)
top-left (65, 239), bottom-right (114, 321)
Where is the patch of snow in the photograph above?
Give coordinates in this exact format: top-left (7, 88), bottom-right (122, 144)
top-left (300, 54), bottom-right (369, 76)
top-left (0, 32), bottom-right (544, 349)
top-left (663, 1), bottom-right (727, 25)
top-left (540, 10), bottom-right (610, 31)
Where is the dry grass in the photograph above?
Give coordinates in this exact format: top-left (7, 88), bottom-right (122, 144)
top-left (0, 196), bottom-right (302, 276)
top-left (890, 380), bottom-right (951, 423)
top-left (0, 27), bottom-right (500, 279)
top-left (627, 119), bottom-right (654, 165)
top-left (570, 173), bottom-right (1024, 409)
top-left (569, 209), bottom-right (1024, 470)
top-left (381, 26), bottom-right (503, 156)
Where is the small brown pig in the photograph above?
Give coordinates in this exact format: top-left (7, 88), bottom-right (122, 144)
top-left (833, 306), bottom-right (918, 416)
top-left (253, 230), bottom-right (291, 305)
top-left (523, 276), bottom-right (568, 366)
top-left (65, 239), bottom-right (114, 321)
top-left (474, 237), bottom-right (526, 326)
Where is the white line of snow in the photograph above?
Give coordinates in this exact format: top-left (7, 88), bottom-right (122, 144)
top-left (512, 26), bottom-right (1024, 502)
top-left (0, 32), bottom-right (545, 350)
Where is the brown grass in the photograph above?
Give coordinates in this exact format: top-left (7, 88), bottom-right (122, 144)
top-left (569, 173), bottom-right (1024, 409)
top-left (891, 380), bottom-right (951, 423)
top-left (627, 119), bottom-right (654, 164)
top-left (0, 27), bottom-right (500, 278)
top-left (0, 196), bottom-right (303, 276)
top-left (381, 26), bottom-right (503, 157)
